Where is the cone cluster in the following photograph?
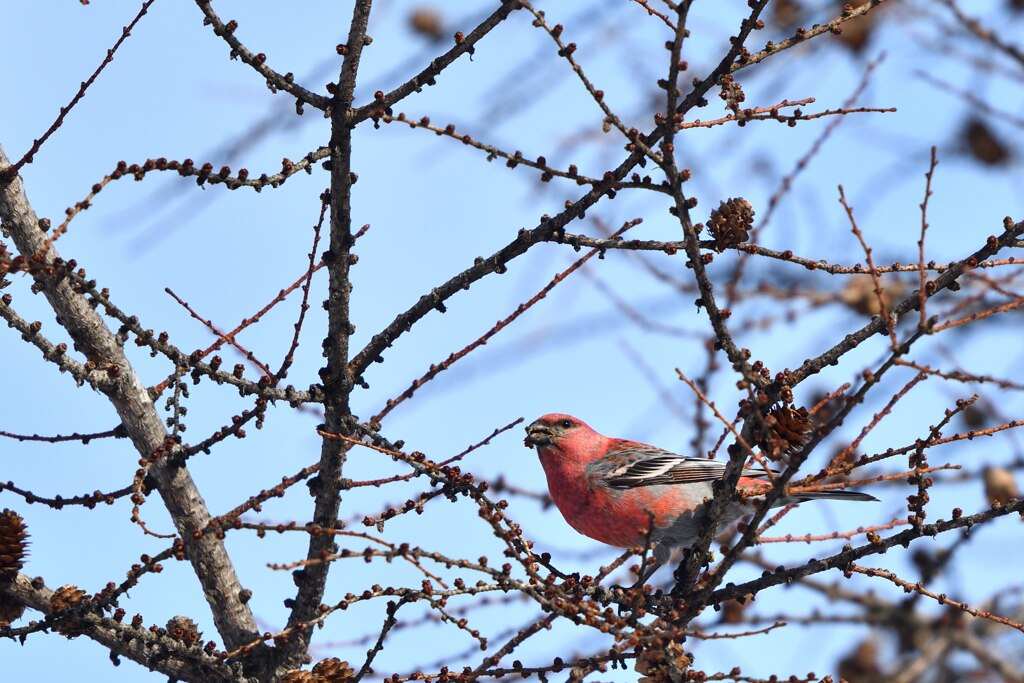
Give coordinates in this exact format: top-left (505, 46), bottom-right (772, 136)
top-left (51, 584), bottom-right (89, 637)
top-left (635, 642), bottom-right (691, 683)
top-left (166, 615), bottom-right (203, 646)
top-left (707, 197), bottom-right (754, 252)
top-left (0, 594), bottom-right (24, 628)
top-left (283, 658), bottom-right (356, 683)
top-left (0, 509), bottom-right (28, 574)
top-left (755, 405), bottom-right (811, 459)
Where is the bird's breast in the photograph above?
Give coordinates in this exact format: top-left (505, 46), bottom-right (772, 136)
top-left (538, 449), bottom-right (700, 548)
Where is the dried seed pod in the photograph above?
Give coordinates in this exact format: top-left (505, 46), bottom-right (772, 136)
top-left (408, 7), bottom-right (444, 41)
top-left (754, 405), bottom-right (811, 460)
top-left (984, 467), bottom-right (1019, 507)
top-left (635, 642), bottom-right (691, 683)
top-left (0, 509), bottom-right (29, 574)
top-left (706, 197), bottom-right (754, 252)
top-left (50, 584), bottom-right (89, 637)
top-left (720, 595), bottom-right (751, 624)
top-left (166, 615), bottom-right (203, 645)
top-left (837, 639), bottom-right (880, 682)
top-left (770, 0), bottom-right (804, 30)
top-left (834, 0), bottom-right (882, 53)
top-left (0, 594), bottom-right (25, 627)
top-left (961, 117), bottom-right (1012, 167)
top-left (50, 584), bottom-right (87, 612)
top-left (312, 658), bottom-right (355, 682)
top-left (960, 403), bottom-right (986, 429)
top-left (839, 275), bottom-right (906, 316)
top-left (283, 658), bottom-right (356, 683)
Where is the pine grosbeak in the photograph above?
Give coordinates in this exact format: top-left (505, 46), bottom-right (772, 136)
top-left (525, 413), bottom-right (876, 579)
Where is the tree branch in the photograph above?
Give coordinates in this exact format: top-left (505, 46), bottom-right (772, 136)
top-left (0, 145), bottom-right (264, 662)
top-left (277, 0), bottom-right (374, 673)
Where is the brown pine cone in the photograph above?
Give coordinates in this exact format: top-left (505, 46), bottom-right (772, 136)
top-left (50, 584), bottom-right (89, 637)
top-left (312, 658), bottom-right (355, 682)
top-left (706, 198), bottom-right (754, 251)
top-left (636, 642), bottom-right (691, 683)
top-left (984, 466), bottom-right (1019, 507)
top-left (283, 658), bottom-right (356, 683)
top-left (754, 405), bottom-right (811, 460)
top-left (408, 7), bottom-right (444, 42)
top-left (0, 595), bottom-right (25, 627)
top-left (166, 615), bottom-right (203, 645)
top-left (0, 509), bottom-right (29, 574)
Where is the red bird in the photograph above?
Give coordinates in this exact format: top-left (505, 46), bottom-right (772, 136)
top-left (525, 413), bottom-right (876, 581)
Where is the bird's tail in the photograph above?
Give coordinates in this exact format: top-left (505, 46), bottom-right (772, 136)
top-left (792, 490), bottom-right (878, 503)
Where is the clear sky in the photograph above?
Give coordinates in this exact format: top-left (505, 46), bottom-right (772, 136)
top-left (2, 1), bottom-right (1023, 680)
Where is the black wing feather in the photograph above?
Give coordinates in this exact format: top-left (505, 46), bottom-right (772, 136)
top-left (603, 452), bottom-right (772, 490)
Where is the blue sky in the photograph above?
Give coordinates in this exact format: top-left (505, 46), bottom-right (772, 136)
top-left (2, 1), bottom-right (1024, 680)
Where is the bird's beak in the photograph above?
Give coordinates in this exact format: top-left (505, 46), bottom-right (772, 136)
top-left (524, 422), bottom-right (554, 448)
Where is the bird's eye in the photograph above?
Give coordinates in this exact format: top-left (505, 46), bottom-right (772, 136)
top-left (560, 419), bottom-right (573, 428)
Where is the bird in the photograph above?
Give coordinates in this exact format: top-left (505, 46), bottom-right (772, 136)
top-left (524, 413), bottom-right (877, 582)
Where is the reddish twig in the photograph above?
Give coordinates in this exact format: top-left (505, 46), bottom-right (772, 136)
top-left (932, 298), bottom-right (1024, 332)
top-left (627, 0), bottom-right (676, 30)
top-left (918, 147), bottom-right (939, 329)
top-left (370, 218), bottom-right (642, 423)
top-left (828, 372), bottom-right (929, 471)
top-left (265, 529), bottom-right (450, 588)
top-left (165, 287), bottom-right (274, 378)
top-left (840, 185), bottom-right (897, 348)
top-left (847, 563), bottom-right (1024, 633)
top-left (676, 369), bottom-right (775, 482)
top-left (759, 518), bottom-right (911, 544)
top-left (275, 199), bottom-right (333, 381)
top-left (808, 382), bottom-right (852, 416)
top-left (2, 1), bottom-right (157, 180)
top-left (894, 358), bottom-right (1024, 391)
top-left (342, 418), bottom-right (523, 489)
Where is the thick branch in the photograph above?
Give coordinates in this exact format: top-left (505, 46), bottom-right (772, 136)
top-left (347, 0), bottom-right (810, 380)
top-left (194, 1), bottom-right (329, 110)
top-left (0, 573), bottom-right (244, 682)
top-left (665, 1), bottom-right (771, 595)
top-left (787, 219), bottom-right (1024, 387)
top-left (278, 0), bottom-right (373, 672)
top-left (352, 1), bottom-right (520, 123)
top-left (0, 145), bottom-right (263, 659)
top-left (699, 498), bottom-right (1024, 607)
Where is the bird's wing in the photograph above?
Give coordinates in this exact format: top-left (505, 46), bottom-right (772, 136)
top-left (595, 441), bottom-right (771, 490)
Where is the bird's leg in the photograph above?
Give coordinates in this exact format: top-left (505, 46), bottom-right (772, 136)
top-left (608, 556), bottom-right (656, 594)
top-left (632, 556), bottom-right (663, 587)
top-left (627, 513), bottom-right (665, 587)
top-left (632, 541), bottom-right (671, 587)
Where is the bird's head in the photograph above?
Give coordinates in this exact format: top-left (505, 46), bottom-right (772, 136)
top-left (524, 414), bottom-right (588, 449)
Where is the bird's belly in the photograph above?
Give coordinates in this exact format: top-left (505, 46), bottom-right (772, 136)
top-left (559, 485), bottom-right (711, 549)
